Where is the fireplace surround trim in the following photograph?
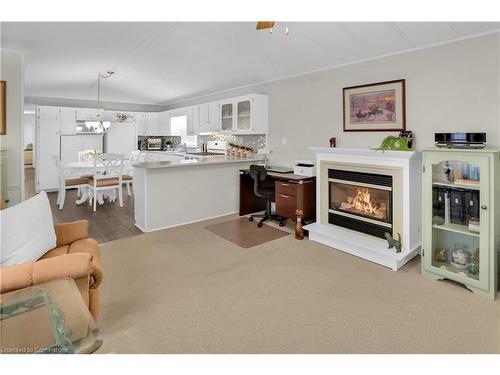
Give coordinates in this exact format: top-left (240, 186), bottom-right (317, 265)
top-left (304, 147), bottom-right (422, 271)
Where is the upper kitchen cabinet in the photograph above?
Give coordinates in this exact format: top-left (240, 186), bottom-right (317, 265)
top-left (158, 111), bottom-right (171, 135)
top-left (196, 102), bottom-right (220, 133)
top-left (60, 107), bottom-right (77, 134)
top-left (220, 101), bottom-right (234, 132)
top-left (135, 113), bottom-right (148, 136)
top-left (76, 108), bottom-right (100, 121)
top-left (219, 94), bottom-right (268, 134)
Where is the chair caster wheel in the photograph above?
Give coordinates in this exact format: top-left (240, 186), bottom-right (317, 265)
top-left (249, 217), bottom-right (254, 222)
top-left (257, 222), bottom-right (263, 228)
top-left (279, 222), bottom-right (285, 227)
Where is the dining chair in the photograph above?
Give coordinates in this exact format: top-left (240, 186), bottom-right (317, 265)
top-left (122, 151), bottom-right (140, 196)
top-left (51, 154), bottom-right (91, 210)
top-left (86, 153), bottom-right (125, 212)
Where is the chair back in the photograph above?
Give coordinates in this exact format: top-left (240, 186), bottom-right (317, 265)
top-left (249, 164), bottom-right (267, 198)
top-left (92, 153), bottom-right (124, 183)
top-left (78, 149), bottom-right (96, 163)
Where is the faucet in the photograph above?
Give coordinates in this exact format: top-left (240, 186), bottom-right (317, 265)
top-left (180, 142), bottom-right (187, 153)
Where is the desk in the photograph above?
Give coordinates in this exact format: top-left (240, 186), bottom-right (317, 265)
top-left (239, 169), bottom-right (316, 220)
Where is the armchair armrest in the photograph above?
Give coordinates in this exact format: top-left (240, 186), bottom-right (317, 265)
top-left (0, 253), bottom-right (93, 294)
top-left (54, 220), bottom-right (89, 247)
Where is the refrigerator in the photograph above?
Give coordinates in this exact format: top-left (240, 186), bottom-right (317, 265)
top-left (104, 121), bottom-right (136, 159)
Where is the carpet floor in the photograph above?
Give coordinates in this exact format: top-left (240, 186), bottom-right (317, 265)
top-left (97, 214), bottom-right (500, 354)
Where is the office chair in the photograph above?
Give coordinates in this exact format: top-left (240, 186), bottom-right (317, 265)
top-left (248, 165), bottom-right (286, 227)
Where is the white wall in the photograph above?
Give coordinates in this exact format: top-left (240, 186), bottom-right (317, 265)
top-left (164, 33), bottom-right (500, 165)
top-left (0, 48), bottom-right (24, 205)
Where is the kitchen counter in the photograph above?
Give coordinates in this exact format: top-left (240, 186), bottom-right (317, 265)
top-left (133, 155), bottom-right (265, 169)
top-left (133, 154), bottom-right (265, 232)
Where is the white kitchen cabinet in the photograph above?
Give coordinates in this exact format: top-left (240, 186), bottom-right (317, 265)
top-left (218, 94), bottom-right (268, 134)
top-left (197, 102), bottom-right (220, 133)
top-left (158, 111), bottom-right (171, 135)
top-left (220, 102), bottom-right (234, 133)
top-left (135, 113), bottom-right (148, 136)
top-left (61, 134), bottom-right (103, 163)
top-left (36, 106), bottom-right (61, 191)
top-left (60, 107), bottom-right (77, 134)
top-left (208, 102), bottom-right (220, 130)
top-left (146, 112), bottom-right (161, 135)
top-left (186, 107), bottom-right (199, 136)
top-left (76, 108), bottom-right (100, 121)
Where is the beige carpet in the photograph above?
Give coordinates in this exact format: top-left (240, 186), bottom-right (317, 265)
top-left (97, 214), bottom-right (500, 354)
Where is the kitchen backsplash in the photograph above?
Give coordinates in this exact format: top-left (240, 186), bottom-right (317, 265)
top-left (138, 135), bottom-right (182, 151)
top-left (198, 134), bottom-right (267, 153)
top-left (138, 133), bottom-right (266, 152)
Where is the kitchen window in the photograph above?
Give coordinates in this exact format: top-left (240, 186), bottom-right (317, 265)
top-left (170, 114), bottom-right (197, 147)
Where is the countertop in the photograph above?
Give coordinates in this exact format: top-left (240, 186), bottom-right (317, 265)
top-left (133, 155), bottom-right (265, 169)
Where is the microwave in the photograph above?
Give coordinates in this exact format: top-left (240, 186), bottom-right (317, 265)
top-left (147, 138), bottom-right (162, 150)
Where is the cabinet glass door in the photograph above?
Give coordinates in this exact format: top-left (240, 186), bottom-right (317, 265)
top-left (220, 103), bottom-right (233, 131)
top-left (236, 100), bottom-right (251, 131)
top-left (423, 153), bottom-right (489, 290)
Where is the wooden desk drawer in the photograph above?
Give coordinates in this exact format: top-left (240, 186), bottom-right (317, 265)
top-left (275, 192), bottom-right (297, 219)
top-left (275, 181), bottom-right (297, 196)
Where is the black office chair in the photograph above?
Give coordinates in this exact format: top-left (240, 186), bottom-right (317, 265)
top-left (248, 165), bottom-right (286, 227)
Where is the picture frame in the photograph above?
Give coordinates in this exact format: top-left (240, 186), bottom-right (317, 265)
top-left (343, 79), bottom-right (406, 132)
top-left (0, 81), bottom-right (5, 135)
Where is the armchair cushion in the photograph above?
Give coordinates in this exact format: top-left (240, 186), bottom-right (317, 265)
top-left (54, 220), bottom-right (89, 247)
top-left (0, 191), bottom-right (56, 267)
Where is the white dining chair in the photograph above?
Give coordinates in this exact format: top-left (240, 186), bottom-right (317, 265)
top-left (86, 153), bottom-right (125, 212)
top-left (52, 154), bottom-right (91, 210)
top-left (122, 151), bottom-right (140, 196)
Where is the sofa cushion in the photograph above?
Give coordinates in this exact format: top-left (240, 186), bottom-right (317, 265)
top-left (40, 245), bottom-right (70, 259)
top-left (0, 191), bottom-right (57, 267)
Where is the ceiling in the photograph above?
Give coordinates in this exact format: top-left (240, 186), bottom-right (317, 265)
top-left (1, 22), bottom-right (499, 106)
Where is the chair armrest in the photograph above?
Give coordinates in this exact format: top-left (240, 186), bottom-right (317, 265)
top-left (0, 253), bottom-right (92, 294)
top-left (54, 220), bottom-right (89, 247)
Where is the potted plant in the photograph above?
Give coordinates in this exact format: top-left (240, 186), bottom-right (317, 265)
top-left (164, 137), bottom-right (172, 150)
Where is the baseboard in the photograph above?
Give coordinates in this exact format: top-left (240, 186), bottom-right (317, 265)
top-left (138, 211), bottom-right (239, 233)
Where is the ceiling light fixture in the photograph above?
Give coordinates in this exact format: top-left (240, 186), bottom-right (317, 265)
top-left (87, 71), bottom-right (114, 132)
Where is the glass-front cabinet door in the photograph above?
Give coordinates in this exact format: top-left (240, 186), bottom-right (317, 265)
top-left (422, 152), bottom-right (489, 291)
top-left (220, 102), bottom-right (233, 132)
top-left (235, 99), bottom-right (252, 132)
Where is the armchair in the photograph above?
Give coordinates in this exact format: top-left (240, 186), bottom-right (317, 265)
top-left (0, 220), bottom-right (103, 320)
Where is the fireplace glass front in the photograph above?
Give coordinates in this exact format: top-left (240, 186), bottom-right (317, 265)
top-left (328, 169), bottom-right (393, 239)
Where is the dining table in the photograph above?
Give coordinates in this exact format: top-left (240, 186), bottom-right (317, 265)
top-left (63, 160), bottom-right (130, 206)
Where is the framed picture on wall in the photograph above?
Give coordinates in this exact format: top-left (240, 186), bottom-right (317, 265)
top-left (343, 79), bottom-right (406, 132)
top-left (0, 81), bottom-right (5, 135)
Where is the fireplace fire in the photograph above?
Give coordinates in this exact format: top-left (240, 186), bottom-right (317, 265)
top-left (340, 188), bottom-right (387, 220)
top-left (328, 169), bottom-right (393, 239)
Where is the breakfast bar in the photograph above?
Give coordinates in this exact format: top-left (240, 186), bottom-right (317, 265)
top-left (133, 156), bottom-right (264, 232)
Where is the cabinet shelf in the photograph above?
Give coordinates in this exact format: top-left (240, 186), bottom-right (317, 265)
top-left (433, 181), bottom-right (480, 191)
top-left (432, 222), bottom-right (480, 238)
top-left (432, 261), bottom-right (479, 281)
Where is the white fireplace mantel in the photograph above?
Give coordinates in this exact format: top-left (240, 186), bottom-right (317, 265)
top-left (304, 147), bottom-right (422, 271)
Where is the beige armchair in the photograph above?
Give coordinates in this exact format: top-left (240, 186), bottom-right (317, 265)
top-left (0, 220), bottom-right (103, 321)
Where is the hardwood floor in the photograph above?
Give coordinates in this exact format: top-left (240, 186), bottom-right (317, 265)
top-left (24, 166), bottom-right (141, 244)
top-left (47, 187), bottom-right (143, 244)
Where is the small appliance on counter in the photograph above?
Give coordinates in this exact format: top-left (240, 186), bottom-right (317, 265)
top-left (147, 137), bottom-right (163, 150)
top-left (434, 132), bottom-right (486, 149)
top-left (293, 160), bottom-right (316, 177)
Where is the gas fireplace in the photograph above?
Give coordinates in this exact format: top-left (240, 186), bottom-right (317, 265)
top-left (328, 169), bottom-right (393, 239)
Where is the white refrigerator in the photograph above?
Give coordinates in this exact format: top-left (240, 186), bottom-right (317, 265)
top-left (104, 121), bottom-right (137, 158)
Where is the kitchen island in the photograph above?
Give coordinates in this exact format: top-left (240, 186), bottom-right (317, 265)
top-left (133, 155), bottom-right (265, 232)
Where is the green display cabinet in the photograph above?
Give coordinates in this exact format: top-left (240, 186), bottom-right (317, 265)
top-left (421, 148), bottom-right (499, 299)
